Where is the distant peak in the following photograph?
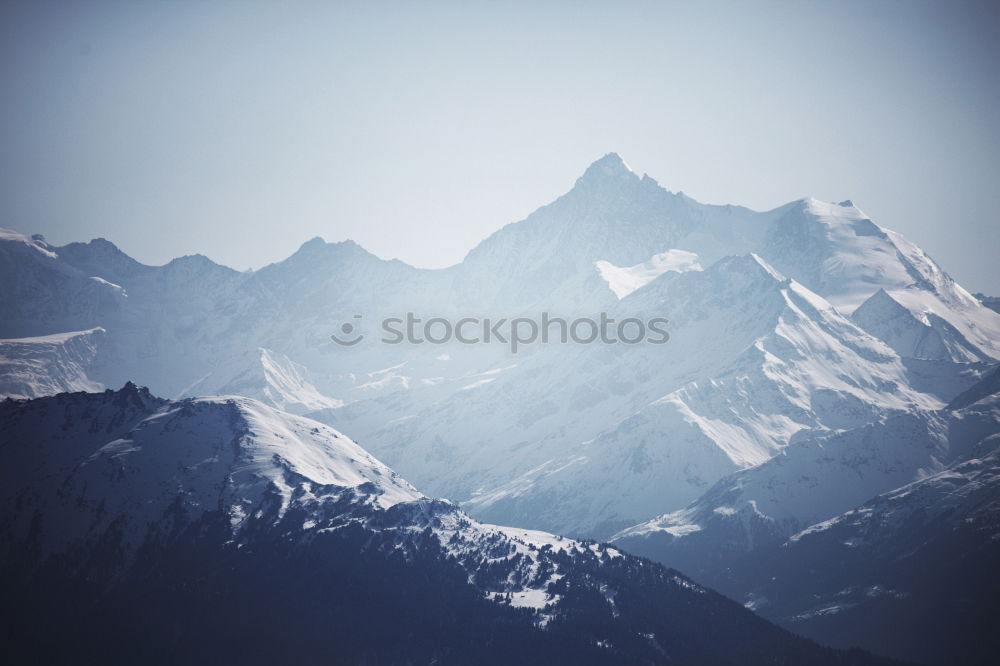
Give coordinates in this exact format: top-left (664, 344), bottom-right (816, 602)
top-left (576, 152), bottom-right (638, 186)
top-left (280, 236), bottom-right (386, 270)
top-left (595, 152), bottom-right (630, 169)
top-left (296, 237), bottom-right (365, 253)
top-left (166, 253), bottom-right (215, 267)
top-left (594, 152), bottom-right (632, 171)
top-left (300, 236), bottom-right (327, 251)
top-left (838, 199), bottom-right (855, 208)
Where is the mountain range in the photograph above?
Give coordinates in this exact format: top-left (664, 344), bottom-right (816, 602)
top-left (2, 153), bottom-right (998, 663)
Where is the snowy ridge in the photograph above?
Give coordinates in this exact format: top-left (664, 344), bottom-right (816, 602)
top-left (0, 386), bottom-right (420, 559)
top-left (0, 228), bottom-right (59, 259)
top-left (0, 328), bottom-right (105, 399)
top-left (756, 200), bottom-right (1000, 362)
top-left (760, 198), bottom-right (911, 314)
top-left (210, 347), bottom-right (344, 414)
top-left (256, 348), bottom-right (345, 412)
top-left (852, 285), bottom-right (1000, 363)
top-left (0, 385), bottom-right (692, 624)
top-left (0, 229), bottom-right (126, 339)
top-left (595, 249), bottom-right (702, 299)
top-left (611, 385), bottom-right (1000, 569)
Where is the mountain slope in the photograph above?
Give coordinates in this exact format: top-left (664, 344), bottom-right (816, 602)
top-left (349, 254), bottom-right (937, 538)
top-left (757, 198), bottom-right (1000, 363)
top-left (611, 375), bottom-right (1000, 665)
top-left (213, 347), bottom-right (345, 414)
top-left (611, 383), bottom-right (1000, 579)
top-left (0, 327), bottom-right (106, 399)
top-left (0, 386), bottom-right (896, 665)
top-left (0, 230), bottom-right (125, 338)
top-left (760, 441), bottom-right (1000, 666)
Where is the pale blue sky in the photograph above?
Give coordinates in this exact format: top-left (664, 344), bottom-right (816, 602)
top-left (2, 0), bottom-right (998, 291)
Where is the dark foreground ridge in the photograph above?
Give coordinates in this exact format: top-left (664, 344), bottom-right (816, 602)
top-left (0, 386), bottom-right (900, 665)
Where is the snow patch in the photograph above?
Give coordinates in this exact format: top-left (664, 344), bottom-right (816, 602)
top-left (596, 249), bottom-right (702, 299)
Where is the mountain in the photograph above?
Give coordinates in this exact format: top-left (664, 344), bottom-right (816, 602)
top-left (451, 254), bottom-right (937, 538)
top-left (611, 370), bottom-right (1000, 664)
top-left (753, 433), bottom-right (1000, 666)
top-left (0, 327), bottom-right (106, 399)
top-left (215, 347), bottom-right (344, 414)
top-left (756, 198), bottom-right (1000, 363)
top-left (450, 153), bottom-right (728, 312)
top-left (852, 287), bottom-right (998, 364)
top-left (0, 386), bottom-right (897, 665)
top-left (0, 230), bottom-right (125, 339)
top-left (611, 389), bottom-right (1000, 575)
top-left (1, 153), bottom-right (998, 543)
top-left (3, 152), bottom-right (999, 662)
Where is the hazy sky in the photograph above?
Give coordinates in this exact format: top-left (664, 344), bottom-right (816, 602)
top-left (2, 1), bottom-right (999, 291)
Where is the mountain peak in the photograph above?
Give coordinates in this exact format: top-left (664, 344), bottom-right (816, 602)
top-left (298, 236), bottom-right (327, 252)
top-left (594, 151), bottom-right (629, 168)
top-left (285, 237), bottom-right (368, 262)
top-left (576, 152), bottom-right (637, 186)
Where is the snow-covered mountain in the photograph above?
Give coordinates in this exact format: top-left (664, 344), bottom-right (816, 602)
top-left (3, 152), bottom-right (999, 664)
top-left (612, 369), bottom-right (1000, 572)
top-left (0, 327), bottom-right (106, 399)
top-left (1, 152), bottom-right (998, 544)
top-left (611, 369), bottom-right (1000, 664)
top-left (759, 434), bottom-right (1000, 665)
top-left (0, 230), bottom-right (125, 339)
top-left (852, 286), bottom-right (999, 363)
top-left (0, 386), bottom-right (895, 665)
top-left (450, 254), bottom-right (938, 538)
top-left (0, 383), bottom-right (420, 560)
top-left (756, 198), bottom-right (1000, 362)
top-left (214, 347), bottom-right (344, 414)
